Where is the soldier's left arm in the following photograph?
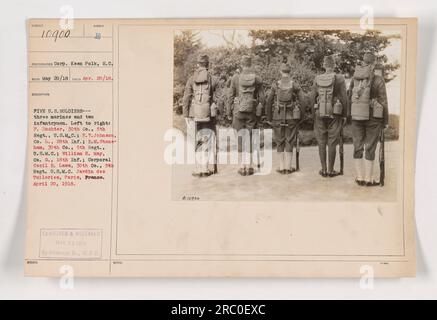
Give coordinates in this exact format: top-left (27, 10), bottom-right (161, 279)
top-left (226, 75), bottom-right (237, 117)
top-left (265, 83), bottom-right (276, 122)
top-left (255, 76), bottom-right (266, 106)
top-left (293, 82), bottom-right (307, 115)
top-left (346, 79), bottom-right (354, 121)
top-left (211, 75), bottom-right (220, 104)
top-left (375, 76), bottom-right (389, 126)
top-left (182, 77), bottom-right (193, 118)
top-left (309, 80), bottom-right (318, 119)
top-left (336, 75), bottom-right (348, 118)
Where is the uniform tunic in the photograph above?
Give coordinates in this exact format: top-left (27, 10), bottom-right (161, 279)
top-left (347, 74), bottom-right (388, 160)
top-left (311, 73), bottom-right (348, 148)
top-left (182, 68), bottom-right (219, 152)
top-left (227, 67), bottom-right (264, 131)
top-left (266, 78), bottom-right (306, 152)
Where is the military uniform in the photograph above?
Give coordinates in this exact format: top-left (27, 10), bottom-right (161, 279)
top-left (182, 55), bottom-right (220, 177)
top-left (348, 53), bottom-right (388, 186)
top-left (228, 74), bottom-right (263, 130)
top-left (348, 75), bottom-right (388, 160)
top-left (227, 56), bottom-right (264, 176)
top-left (311, 56), bottom-right (348, 177)
top-left (266, 64), bottom-right (306, 174)
top-left (213, 75), bottom-right (228, 123)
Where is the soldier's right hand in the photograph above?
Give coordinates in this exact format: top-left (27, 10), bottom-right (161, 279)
top-left (342, 117), bottom-right (347, 127)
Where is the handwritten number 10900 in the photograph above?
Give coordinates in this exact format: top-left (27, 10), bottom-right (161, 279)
top-left (41, 29), bottom-right (71, 42)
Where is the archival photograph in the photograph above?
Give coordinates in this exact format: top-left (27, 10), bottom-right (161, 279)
top-left (172, 28), bottom-right (403, 202)
top-left (23, 18), bottom-right (416, 278)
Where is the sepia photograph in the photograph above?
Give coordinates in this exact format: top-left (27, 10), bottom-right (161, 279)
top-left (2, 0), bottom-right (436, 301)
top-left (172, 28), bottom-right (402, 202)
top-left (22, 18), bottom-right (417, 279)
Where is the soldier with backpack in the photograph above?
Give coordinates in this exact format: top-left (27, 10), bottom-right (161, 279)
top-left (266, 63), bottom-right (306, 174)
top-left (348, 52), bottom-right (388, 187)
top-left (311, 55), bottom-right (348, 178)
top-left (227, 55), bottom-right (264, 176)
top-left (182, 54), bottom-right (220, 178)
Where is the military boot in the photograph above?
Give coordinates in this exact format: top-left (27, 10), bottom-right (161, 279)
top-left (276, 152), bottom-right (285, 174)
top-left (284, 152), bottom-right (294, 174)
top-left (364, 159), bottom-right (379, 186)
top-left (354, 158), bottom-right (365, 186)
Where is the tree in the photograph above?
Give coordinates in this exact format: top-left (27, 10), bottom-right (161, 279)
top-left (249, 29), bottom-right (400, 82)
top-left (173, 31), bottom-right (202, 104)
top-left (174, 30), bottom-right (201, 66)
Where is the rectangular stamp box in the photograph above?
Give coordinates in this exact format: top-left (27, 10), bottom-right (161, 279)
top-left (39, 228), bottom-right (103, 260)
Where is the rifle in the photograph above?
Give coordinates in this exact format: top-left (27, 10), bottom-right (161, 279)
top-left (339, 125), bottom-right (344, 175)
top-left (379, 129), bottom-right (385, 186)
top-left (256, 121), bottom-right (262, 171)
top-left (213, 120), bottom-right (218, 174)
top-left (294, 110), bottom-right (307, 172)
top-left (295, 131), bottom-right (300, 171)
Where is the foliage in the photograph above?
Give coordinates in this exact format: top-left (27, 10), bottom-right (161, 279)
top-left (173, 29), bottom-right (400, 131)
top-left (249, 29), bottom-right (400, 81)
top-left (174, 31), bottom-right (201, 104)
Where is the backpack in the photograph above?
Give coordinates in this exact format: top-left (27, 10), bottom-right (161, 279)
top-left (277, 78), bottom-right (294, 106)
top-left (237, 73), bottom-right (256, 113)
top-left (315, 73), bottom-right (336, 117)
top-left (351, 65), bottom-right (373, 120)
top-left (192, 69), bottom-right (212, 122)
top-left (275, 78), bottom-right (301, 121)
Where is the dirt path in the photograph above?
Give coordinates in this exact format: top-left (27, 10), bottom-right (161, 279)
top-left (172, 138), bottom-right (399, 202)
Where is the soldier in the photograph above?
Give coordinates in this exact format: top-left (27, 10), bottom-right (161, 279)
top-left (227, 56), bottom-right (264, 176)
top-left (215, 73), bottom-right (228, 124)
top-left (182, 54), bottom-right (219, 178)
top-left (311, 55), bottom-right (348, 177)
top-left (348, 52), bottom-right (388, 187)
top-left (266, 63), bottom-right (306, 174)
top-left (225, 68), bottom-right (240, 123)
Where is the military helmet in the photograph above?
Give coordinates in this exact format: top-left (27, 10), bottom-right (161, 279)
top-left (241, 55), bottom-right (252, 67)
top-left (323, 55), bottom-right (336, 69)
top-left (280, 63), bottom-right (291, 74)
top-left (363, 52), bottom-right (376, 64)
top-left (197, 54), bottom-right (209, 64)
